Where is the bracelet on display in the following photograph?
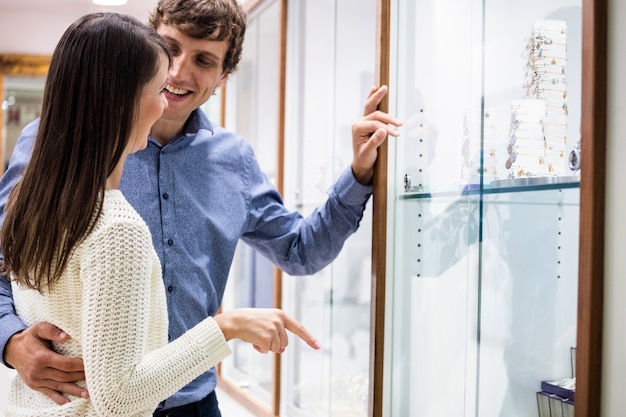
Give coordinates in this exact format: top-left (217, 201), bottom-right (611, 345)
top-left (505, 153), bottom-right (546, 169)
top-left (530, 27), bottom-right (567, 45)
top-left (544, 133), bottom-right (567, 145)
top-left (507, 168), bottom-right (546, 179)
top-left (545, 102), bottom-right (569, 115)
top-left (507, 148), bottom-right (546, 159)
top-left (526, 57), bottom-right (567, 70)
top-left (507, 141), bottom-right (546, 154)
top-left (527, 29), bottom-right (567, 42)
top-left (528, 66), bottom-right (567, 77)
top-left (510, 106), bottom-right (547, 123)
top-left (509, 127), bottom-right (545, 141)
top-left (542, 113), bottom-right (569, 125)
top-left (534, 37), bottom-right (567, 47)
top-left (527, 40), bottom-right (567, 53)
top-left (506, 166), bottom-right (566, 179)
top-left (472, 166), bottom-right (498, 176)
top-left (530, 87), bottom-right (568, 99)
top-left (509, 133), bottom-right (553, 146)
top-left (527, 42), bottom-right (568, 56)
top-left (528, 47), bottom-right (567, 62)
top-left (525, 74), bottom-right (567, 87)
top-left (544, 141), bottom-right (568, 151)
top-left (509, 119), bottom-right (547, 131)
top-left (543, 128), bottom-right (568, 142)
top-left (547, 163), bottom-right (565, 175)
top-left (546, 149), bottom-right (567, 159)
top-left (509, 137), bottom-right (568, 153)
top-left (527, 54), bottom-right (568, 67)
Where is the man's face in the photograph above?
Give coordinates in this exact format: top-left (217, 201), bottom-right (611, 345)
top-left (157, 23), bottom-right (230, 125)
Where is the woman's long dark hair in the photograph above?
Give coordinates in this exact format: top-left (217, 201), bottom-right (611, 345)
top-left (0, 12), bottom-right (171, 291)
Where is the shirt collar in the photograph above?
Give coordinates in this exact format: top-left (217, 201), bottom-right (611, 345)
top-left (148, 108), bottom-right (215, 148)
top-left (184, 108), bottom-right (215, 136)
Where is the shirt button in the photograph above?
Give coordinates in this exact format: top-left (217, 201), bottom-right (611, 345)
top-left (167, 285), bottom-right (173, 292)
top-left (167, 238), bottom-right (173, 246)
top-left (162, 193), bottom-right (169, 200)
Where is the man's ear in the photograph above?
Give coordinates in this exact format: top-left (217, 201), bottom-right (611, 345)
top-left (217, 72), bottom-right (230, 89)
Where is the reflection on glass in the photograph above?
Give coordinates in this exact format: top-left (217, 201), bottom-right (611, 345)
top-left (2, 76), bottom-right (44, 171)
top-left (220, 0), bottom-right (281, 408)
top-left (388, 0), bottom-right (581, 416)
top-left (281, 0), bottom-right (376, 416)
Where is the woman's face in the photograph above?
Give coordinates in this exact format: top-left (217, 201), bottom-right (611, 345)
top-left (129, 52), bottom-right (170, 153)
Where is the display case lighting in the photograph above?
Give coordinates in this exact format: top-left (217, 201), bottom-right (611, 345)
top-left (92, 0), bottom-right (128, 5)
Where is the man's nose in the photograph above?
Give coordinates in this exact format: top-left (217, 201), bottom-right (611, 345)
top-left (169, 55), bottom-right (190, 80)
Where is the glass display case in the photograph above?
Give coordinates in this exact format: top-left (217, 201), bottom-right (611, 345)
top-left (280, 0), bottom-right (377, 415)
top-left (220, 0), bottom-right (281, 412)
top-left (220, 0), bottom-right (378, 416)
top-left (374, 0), bottom-right (604, 416)
top-left (220, 0), bottom-right (605, 415)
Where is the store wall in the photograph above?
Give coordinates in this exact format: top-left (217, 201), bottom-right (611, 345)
top-left (0, 3), bottom-right (157, 54)
top-left (602, 0), bottom-right (626, 416)
top-left (0, 11), bottom-right (68, 54)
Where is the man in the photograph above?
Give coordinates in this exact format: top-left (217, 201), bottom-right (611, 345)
top-left (0, 0), bottom-right (401, 415)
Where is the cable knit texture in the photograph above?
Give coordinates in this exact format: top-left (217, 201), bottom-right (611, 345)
top-left (2, 190), bottom-right (231, 417)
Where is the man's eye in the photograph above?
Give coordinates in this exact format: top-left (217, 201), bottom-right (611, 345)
top-left (197, 59), bottom-right (214, 67)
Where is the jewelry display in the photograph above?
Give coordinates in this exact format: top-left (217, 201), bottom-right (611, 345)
top-left (505, 20), bottom-right (569, 180)
top-left (459, 21), bottom-right (578, 189)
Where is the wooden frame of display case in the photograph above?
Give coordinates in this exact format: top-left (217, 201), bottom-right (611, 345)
top-left (368, 1), bottom-right (390, 417)
top-left (0, 53), bottom-right (50, 171)
top-left (368, 0), bottom-right (607, 417)
top-left (575, 0), bottom-right (607, 415)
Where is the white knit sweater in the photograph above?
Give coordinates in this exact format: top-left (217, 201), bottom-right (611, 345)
top-left (2, 190), bottom-right (231, 417)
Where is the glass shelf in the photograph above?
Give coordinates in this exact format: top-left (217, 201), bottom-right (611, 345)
top-left (399, 178), bottom-right (580, 200)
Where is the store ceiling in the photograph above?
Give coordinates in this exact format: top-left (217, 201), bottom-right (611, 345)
top-left (1, 0), bottom-right (158, 21)
top-left (1, 0), bottom-right (246, 18)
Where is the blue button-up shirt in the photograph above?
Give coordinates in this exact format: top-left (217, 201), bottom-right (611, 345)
top-left (0, 109), bottom-right (372, 410)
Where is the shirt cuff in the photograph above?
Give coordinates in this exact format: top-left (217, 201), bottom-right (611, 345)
top-left (329, 166), bottom-right (373, 207)
top-left (0, 316), bottom-right (27, 368)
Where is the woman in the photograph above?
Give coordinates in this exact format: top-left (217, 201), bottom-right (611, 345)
top-left (0, 12), bottom-right (317, 417)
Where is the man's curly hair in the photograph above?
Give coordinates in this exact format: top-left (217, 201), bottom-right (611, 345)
top-left (149, 0), bottom-right (247, 75)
